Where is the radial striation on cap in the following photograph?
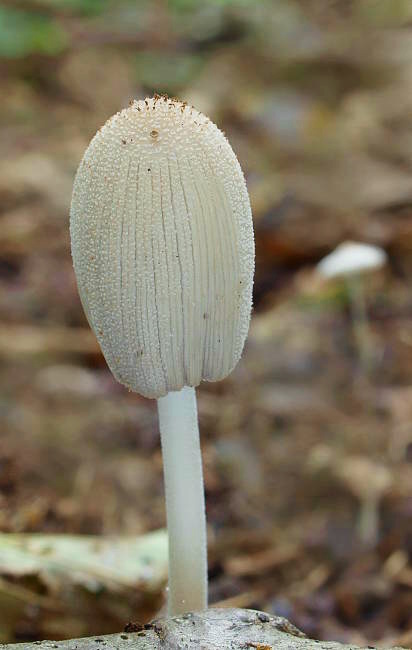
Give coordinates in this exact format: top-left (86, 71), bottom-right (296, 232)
top-left (70, 95), bottom-right (254, 398)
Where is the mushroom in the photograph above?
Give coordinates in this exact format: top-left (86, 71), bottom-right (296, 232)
top-left (70, 95), bottom-right (254, 615)
top-left (307, 447), bottom-right (392, 548)
top-left (335, 455), bottom-right (391, 548)
top-left (316, 241), bottom-right (387, 372)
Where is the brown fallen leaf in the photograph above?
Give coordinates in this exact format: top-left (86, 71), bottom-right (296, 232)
top-left (0, 325), bottom-right (99, 357)
top-left (224, 545), bottom-right (300, 578)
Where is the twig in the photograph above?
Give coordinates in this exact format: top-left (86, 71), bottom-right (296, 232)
top-left (0, 608), bottom-right (405, 650)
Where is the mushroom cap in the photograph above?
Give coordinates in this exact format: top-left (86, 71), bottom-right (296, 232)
top-left (336, 456), bottom-right (392, 502)
top-left (70, 95), bottom-right (254, 399)
top-left (317, 241), bottom-right (387, 279)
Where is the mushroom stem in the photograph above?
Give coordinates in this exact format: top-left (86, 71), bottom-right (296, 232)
top-left (358, 496), bottom-right (379, 548)
top-left (157, 386), bottom-right (208, 615)
top-left (345, 274), bottom-right (373, 373)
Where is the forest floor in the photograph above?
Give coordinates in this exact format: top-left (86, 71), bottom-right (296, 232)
top-left (1, 0), bottom-right (412, 645)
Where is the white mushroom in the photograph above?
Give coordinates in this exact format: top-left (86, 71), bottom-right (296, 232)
top-left (317, 241), bottom-right (386, 279)
top-left (317, 241), bottom-right (387, 372)
top-left (70, 95), bottom-right (255, 615)
top-left (308, 448), bottom-right (392, 548)
top-left (336, 456), bottom-right (392, 548)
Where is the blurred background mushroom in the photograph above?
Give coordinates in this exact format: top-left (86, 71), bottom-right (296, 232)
top-left (2, 0), bottom-right (412, 646)
top-left (335, 456), bottom-right (392, 549)
top-left (306, 447), bottom-right (393, 549)
top-left (316, 242), bottom-right (387, 375)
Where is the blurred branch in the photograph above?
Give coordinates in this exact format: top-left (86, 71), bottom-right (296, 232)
top-left (0, 576), bottom-right (61, 611)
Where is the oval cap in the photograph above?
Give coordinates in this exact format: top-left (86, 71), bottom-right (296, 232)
top-left (70, 95), bottom-right (254, 398)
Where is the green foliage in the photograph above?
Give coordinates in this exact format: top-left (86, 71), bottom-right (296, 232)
top-left (135, 51), bottom-right (204, 93)
top-left (356, 0), bottom-right (412, 26)
top-left (0, 8), bottom-right (68, 58)
top-left (42, 0), bottom-right (110, 16)
top-left (169, 0), bottom-right (253, 8)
